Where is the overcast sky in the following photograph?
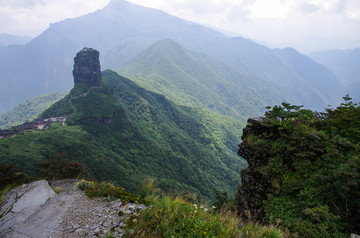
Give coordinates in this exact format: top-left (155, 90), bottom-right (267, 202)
top-left (0, 0), bottom-right (359, 52)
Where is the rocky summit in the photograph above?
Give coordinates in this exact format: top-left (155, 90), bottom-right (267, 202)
top-left (73, 48), bottom-right (102, 87)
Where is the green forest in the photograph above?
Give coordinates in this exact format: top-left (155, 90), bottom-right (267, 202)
top-left (237, 95), bottom-right (360, 237)
top-left (0, 70), bottom-right (246, 201)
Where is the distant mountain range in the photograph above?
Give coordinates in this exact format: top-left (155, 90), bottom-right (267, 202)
top-left (116, 39), bottom-right (293, 121)
top-left (0, 0), bottom-right (347, 116)
top-left (0, 33), bottom-right (32, 46)
top-left (308, 48), bottom-right (360, 103)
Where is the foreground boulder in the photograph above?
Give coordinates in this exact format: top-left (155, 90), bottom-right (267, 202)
top-left (0, 180), bottom-right (57, 237)
top-left (0, 180), bottom-right (146, 238)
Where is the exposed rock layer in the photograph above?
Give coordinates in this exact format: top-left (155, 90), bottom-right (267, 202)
top-left (236, 117), bottom-right (278, 221)
top-left (73, 48), bottom-right (102, 87)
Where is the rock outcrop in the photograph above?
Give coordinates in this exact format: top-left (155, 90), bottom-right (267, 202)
top-left (0, 180), bottom-right (147, 238)
top-left (73, 47), bottom-right (102, 87)
top-left (236, 117), bottom-right (278, 221)
top-left (0, 180), bottom-right (58, 237)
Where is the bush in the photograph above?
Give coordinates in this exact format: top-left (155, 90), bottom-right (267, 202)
top-left (239, 98), bottom-right (360, 236)
top-left (0, 163), bottom-right (27, 190)
top-left (38, 153), bottom-right (85, 180)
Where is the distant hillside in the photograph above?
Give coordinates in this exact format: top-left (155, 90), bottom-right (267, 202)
top-left (0, 0), bottom-right (343, 114)
top-left (345, 80), bottom-right (360, 103)
top-left (117, 39), bottom-right (295, 120)
top-left (0, 64), bottom-right (246, 200)
top-left (0, 33), bottom-right (32, 46)
top-left (273, 47), bottom-right (343, 107)
top-left (308, 48), bottom-right (360, 86)
top-left (0, 92), bottom-right (67, 129)
top-left (308, 48), bottom-right (360, 102)
top-left (196, 37), bottom-right (343, 110)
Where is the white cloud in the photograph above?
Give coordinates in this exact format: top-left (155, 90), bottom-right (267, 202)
top-left (245, 0), bottom-right (290, 18)
top-left (126, 0), bottom-right (360, 51)
top-left (0, 0), bottom-right (110, 36)
top-left (344, 0), bottom-right (360, 20)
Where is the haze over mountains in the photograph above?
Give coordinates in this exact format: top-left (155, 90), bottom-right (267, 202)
top-left (0, 0), bottom-right (353, 117)
top-left (116, 39), bottom-right (292, 121)
top-left (308, 48), bottom-right (360, 103)
top-left (0, 33), bottom-right (32, 46)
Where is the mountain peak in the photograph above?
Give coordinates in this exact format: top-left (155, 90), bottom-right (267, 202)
top-left (105, 0), bottom-right (131, 8)
top-left (73, 48), bottom-right (102, 87)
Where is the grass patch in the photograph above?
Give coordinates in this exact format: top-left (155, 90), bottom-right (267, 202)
top-left (77, 180), bottom-right (147, 204)
top-left (240, 222), bottom-right (288, 238)
top-left (78, 179), bottom-right (287, 237)
top-left (124, 195), bottom-right (240, 237)
top-left (0, 184), bottom-right (18, 205)
top-left (51, 185), bottom-right (62, 194)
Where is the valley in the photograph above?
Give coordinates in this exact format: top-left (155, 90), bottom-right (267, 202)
top-left (0, 48), bottom-right (246, 201)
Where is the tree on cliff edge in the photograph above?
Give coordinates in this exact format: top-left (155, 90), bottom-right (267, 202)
top-left (237, 96), bottom-right (360, 237)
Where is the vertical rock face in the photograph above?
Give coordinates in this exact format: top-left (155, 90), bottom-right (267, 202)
top-left (236, 117), bottom-right (276, 221)
top-left (73, 48), bottom-right (102, 87)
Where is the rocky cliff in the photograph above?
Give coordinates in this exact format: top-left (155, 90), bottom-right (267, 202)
top-left (73, 48), bottom-right (102, 87)
top-left (236, 117), bottom-right (278, 221)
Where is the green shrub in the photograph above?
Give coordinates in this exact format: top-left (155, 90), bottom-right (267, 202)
top-left (38, 153), bottom-right (85, 180)
top-left (240, 98), bottom-right (359, 236)
top-left (0, 163), bottom-right (27, 190)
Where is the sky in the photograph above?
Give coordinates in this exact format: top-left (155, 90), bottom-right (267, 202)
top-left (0, 0), bottom-right (359, 52)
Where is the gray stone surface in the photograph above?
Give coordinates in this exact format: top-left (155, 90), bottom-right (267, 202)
top-left (73, 47), bottom-right (102, 87)
top-left (0, 180), bottom-right (56, 235)
top-left (0, 180), bottom-right (78, 238)
top-left (0, 179), bottom-right (147, 238)
top-left (11, 180), bottom-right (55, 213)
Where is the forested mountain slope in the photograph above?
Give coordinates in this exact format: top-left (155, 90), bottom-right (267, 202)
top-left (0, 92), bottom-right (67, 129)
top-left (117, 39), bottom-right (295, 120)
top-left (0, 49), bottom-right (246, 200)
